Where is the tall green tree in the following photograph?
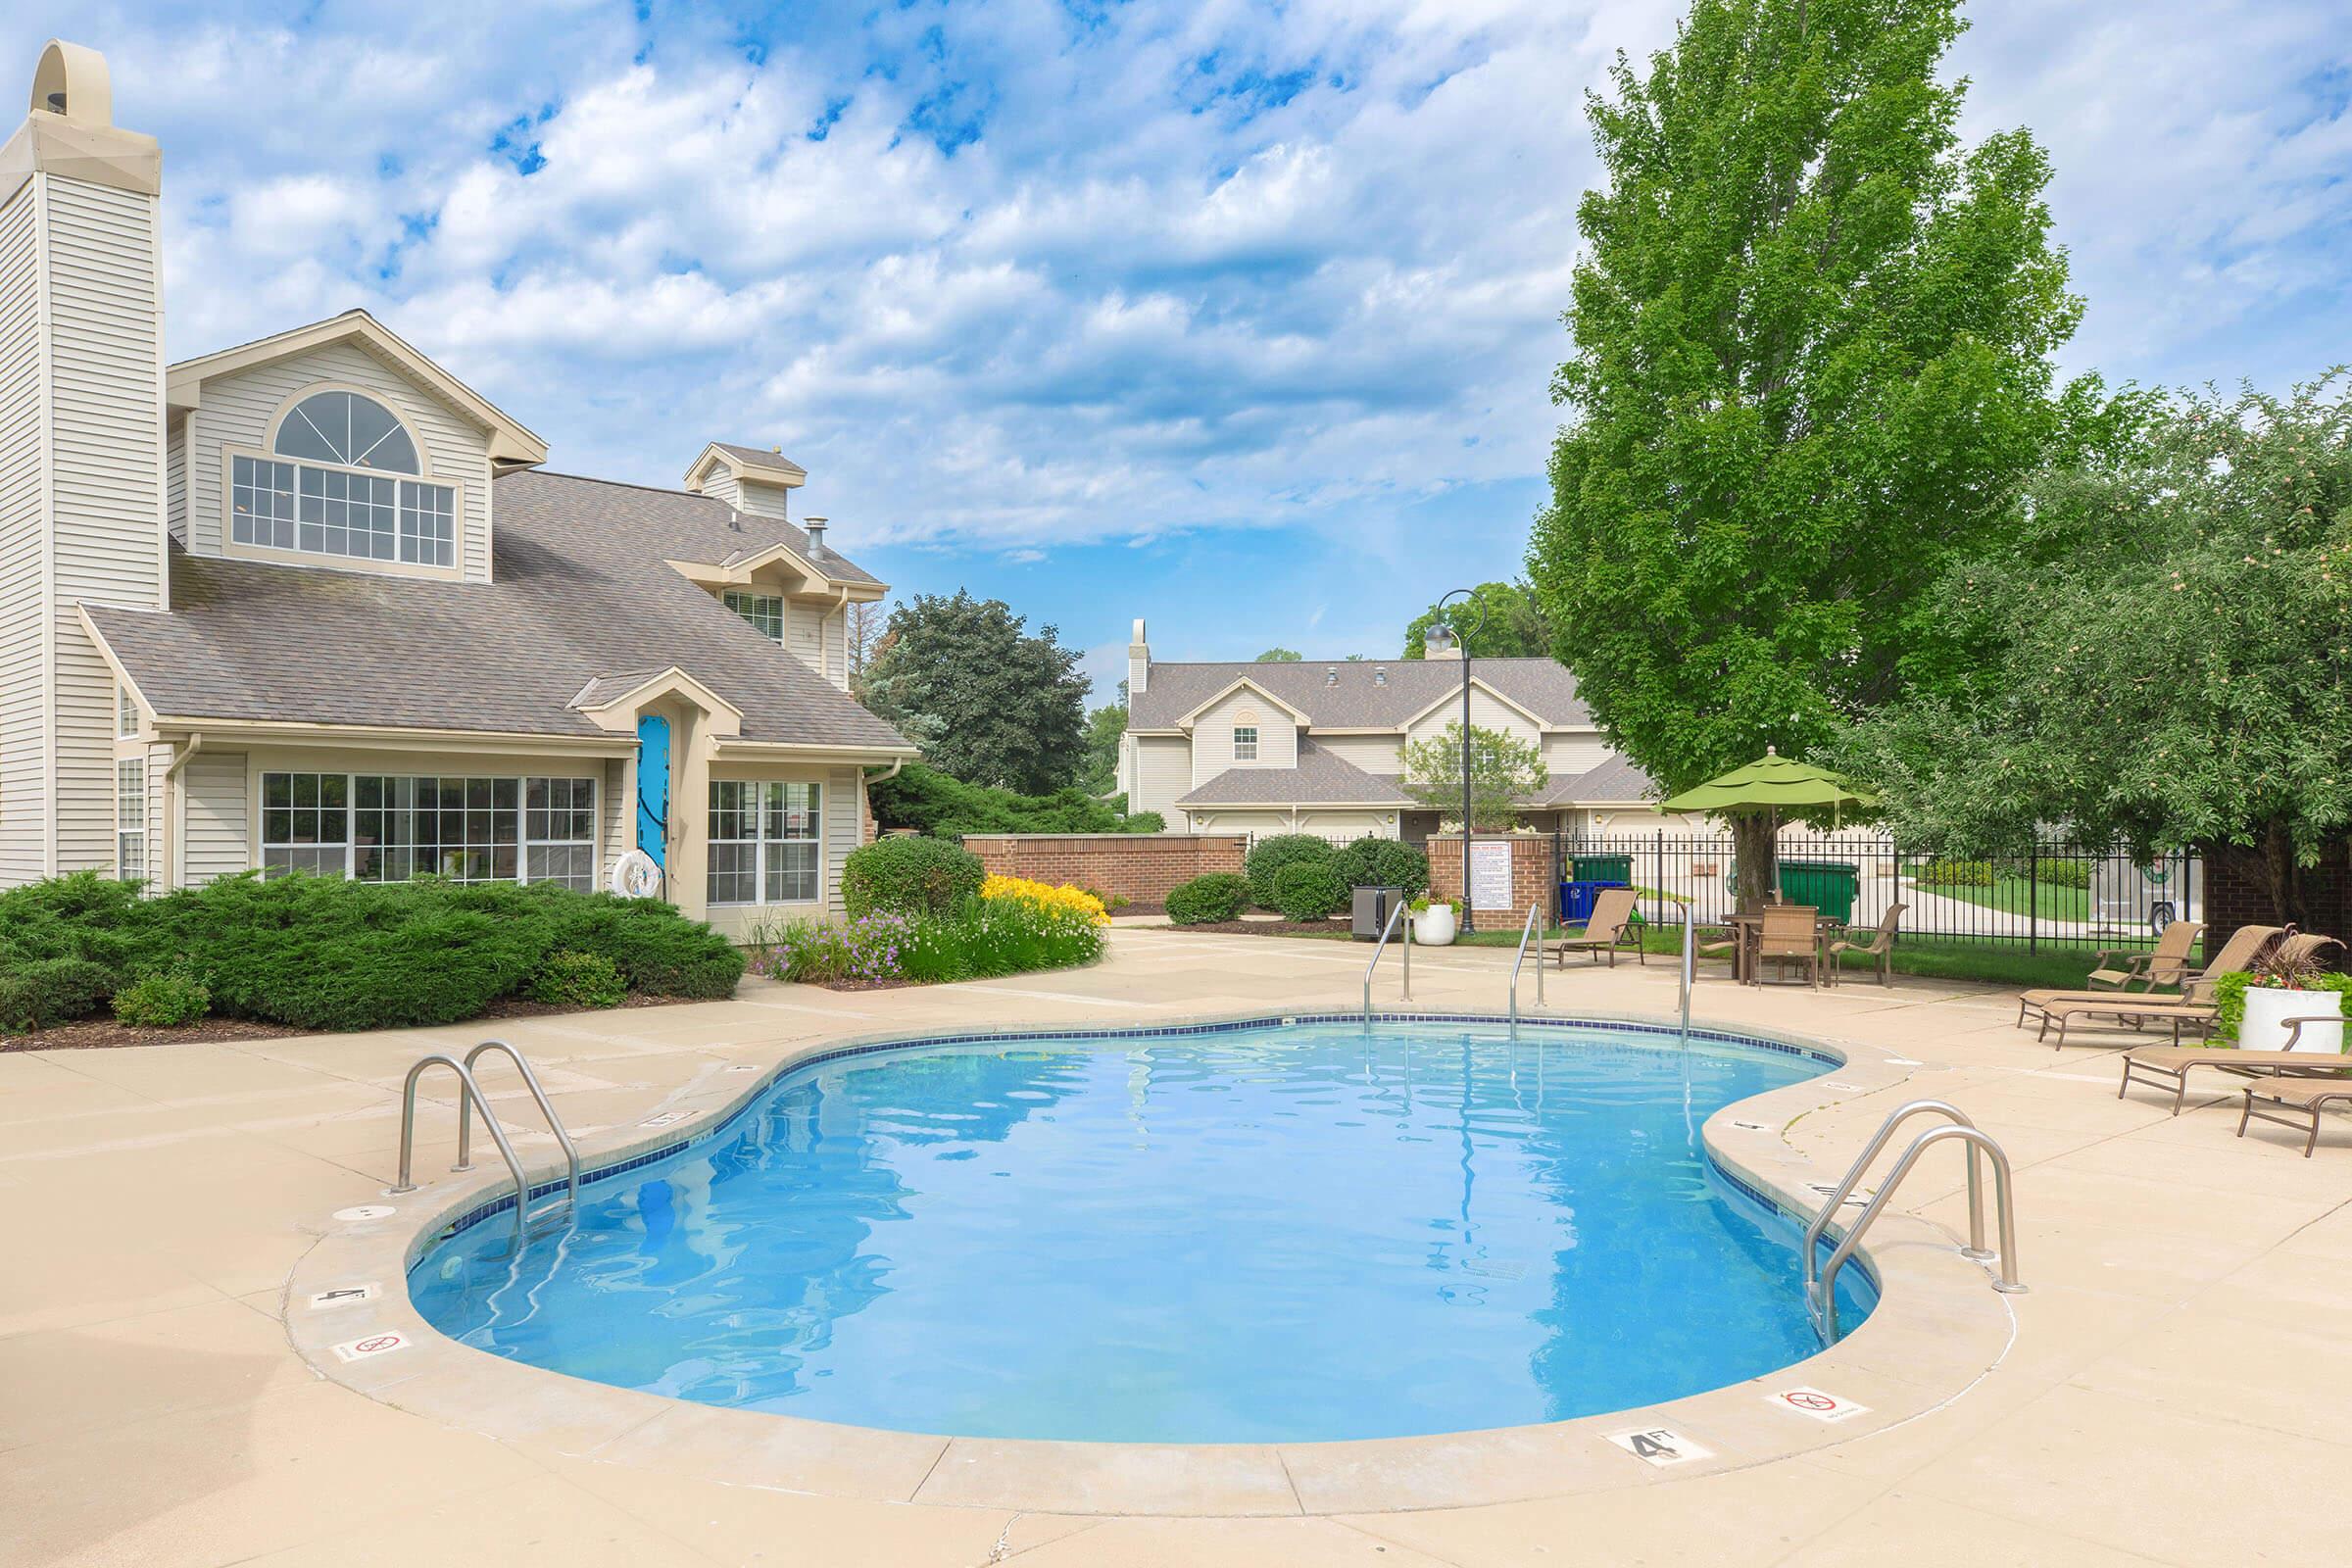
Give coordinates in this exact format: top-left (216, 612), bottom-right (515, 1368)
top-left (1401, 581), bottom-right (1553, 660)
top-left (859, 590), bottom-right (1090, 794)
top-left (1076, 683), bottom-right (1128, 797)
top-left (1255, 647), bottom-right (1304, 662)
top-left (1831, 377), bottom-right (2352, 924)
top-left (1528, 0), bottom-right (2110, 906)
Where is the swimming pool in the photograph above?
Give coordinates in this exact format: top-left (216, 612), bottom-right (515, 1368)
top-left (409, 1018), bottom-right (1870, 1445)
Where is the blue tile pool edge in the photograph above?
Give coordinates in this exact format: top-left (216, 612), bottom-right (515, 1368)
top-left (405, 1010), bottom-right (1857, 1280)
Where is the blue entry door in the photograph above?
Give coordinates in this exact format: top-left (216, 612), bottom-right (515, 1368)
top-left (636, 713), bottom-right (670, 867)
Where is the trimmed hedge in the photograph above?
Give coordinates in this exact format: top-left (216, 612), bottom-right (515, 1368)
top-left (1245, 834), bottom-right (1336, 908)
top-left (1333, 837), bottom-right (1431, 899)
top-left (0, 871), bottom-right (744, 1034)
top-left (1166, 872), bottom-right (1250, 925)
top-left (841, 836), bottom-right (987, 919)
top-left (1272, 861), bottom-right (1348, 921)
top-left (527, 950), bottom-right (628, 1009)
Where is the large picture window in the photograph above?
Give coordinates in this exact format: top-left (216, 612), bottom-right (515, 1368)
top-left (231, 390), bottom-right (456, 568)
top-left (708, 780), bottom-right (821, 906)
top-left (266, 771), bottom-right (593, 886)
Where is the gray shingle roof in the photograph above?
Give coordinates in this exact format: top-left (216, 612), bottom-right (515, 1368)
top-left (84, 470), bottom-right (909, 751)
top-left (1537, 755), bottom-right (1659, 806)
top-left (1130, 657), bottom-right (1590, 731)
top-left (1175, 740), bottom-right (1414, 808)
top-left (712, 441), bottom-right (808, 473)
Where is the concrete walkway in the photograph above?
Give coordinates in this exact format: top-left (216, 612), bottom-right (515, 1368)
top-left (5, 929), bottom-right (2350, 1566)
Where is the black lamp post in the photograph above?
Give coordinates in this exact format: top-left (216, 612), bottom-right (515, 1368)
top-left (1425, 590), bottom-right (1486, 933)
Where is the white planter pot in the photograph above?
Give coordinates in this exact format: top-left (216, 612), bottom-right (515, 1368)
top-left (1413, 906), bottom-right (1456, 947)
top-left (2241, 984), bottom-right (2344, 1054)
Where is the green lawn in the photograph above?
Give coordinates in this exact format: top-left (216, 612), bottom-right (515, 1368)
top-left (1913, 873), bottom-right (2090, 924)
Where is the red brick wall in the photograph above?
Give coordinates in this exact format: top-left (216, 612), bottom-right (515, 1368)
top-left (2200, 839), bottom-right (2352, 968)
top-left (961, 834), bottom-right (1247, 905)
top-left (1428, 835), bottom-right (1555, 919)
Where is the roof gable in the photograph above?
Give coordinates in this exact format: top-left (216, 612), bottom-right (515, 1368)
top-left (1171, 674), bottom-right (1314, 729)
top-left (1130, 657), bottom-right (1591, 732)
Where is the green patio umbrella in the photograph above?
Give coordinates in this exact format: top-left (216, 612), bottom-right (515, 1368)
top-left (1658, 748), bottom-right (1880, 912)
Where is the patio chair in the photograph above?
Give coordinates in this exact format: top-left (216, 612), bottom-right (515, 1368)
top-left (2017, 924), bottom-right (2280, 1032)
top-left (1551, 887), bottom-right (1644, 968)
top-left (2120, 1013), bottom-right (2352, 1114)
top-left (2082, 919), bottom-right (2205, 993)
top-left (1825, 904), bottom-right (1906, 988)
top-left (2034, 982), bottom-right (2224, 1052)
top-left (2237, 1072), bottom-right (2352, 1157)
top-left (1753, 904), bottom-right (1822, 988)
top-left (1694, 924), bottom-right (1741, 973)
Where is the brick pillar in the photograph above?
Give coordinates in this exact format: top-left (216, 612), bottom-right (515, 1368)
top-left (1428, 836), bottom-right (1553, 917)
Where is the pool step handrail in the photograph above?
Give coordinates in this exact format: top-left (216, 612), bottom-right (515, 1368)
top-left (1363, 897), bottom-right (1411, 1023)
top-left (1678, 918), bottom-right (1694, 1048)
top-left (1507, 901), bottom-right (1545, 1037)
top-left (387, 1048), bottom-right (570, 1250)
top-left (1806, 1109), bottom-right (2024, 1343)
top-left (455, 1039), bottom-right (579, 1223)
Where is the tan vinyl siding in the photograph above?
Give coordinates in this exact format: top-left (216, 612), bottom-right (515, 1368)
top-left (180, 746), bottom-right (249, 885)
top-left (1403, 686), bottom-right (1541, 748)
top-left (1543, 732), bottom-right (1612, 777)
top-left (46, 175), bottom-right (164, 873)
top-left (820, 601), bottom-right (848, 691)
top-left (696, 467), bottom-right (742, 510)
top-left (1188, 690), bottom-right (1298, 787)
top-left (826, 763), bottom-right (856, 918)
top-left (734, 477), bottom-right (791, 520)
top-left (1130, 734), bottom-right (1191, 826)
top-left (786, 599), bottom-right (823, 675)
top-left (599, 753), bottom-right (629, 891)
top-left (183, 338), bottom-right (497, 582)
top-left (164, 411), bottom-right (184, 543)
top-left (1310, 734), bottom-right (1405, 774)
top-left (0, 178), bottom-right (44, 883)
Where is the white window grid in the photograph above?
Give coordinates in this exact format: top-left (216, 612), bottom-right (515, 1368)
top-left (1233, 725), bottom-right (1258, 761)
top-left (708, 780), bottom-right (821, 906)
top-left (116, 758), bottom-right (145, 883)
top-left (266, 772), bottom-right (594, 886)
top-left (117, 684), bottom-right (138, 737)
top-left (722, 590), bottom-right (786, 642)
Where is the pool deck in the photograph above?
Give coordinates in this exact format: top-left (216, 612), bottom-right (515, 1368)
top-left (8, 927), bottom-right (2352, 1566)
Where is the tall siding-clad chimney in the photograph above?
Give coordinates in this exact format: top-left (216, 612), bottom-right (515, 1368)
top-left (0, 41), bottom-right (165, 884)
top-left (1127, 617), bottom-right (1149, 698)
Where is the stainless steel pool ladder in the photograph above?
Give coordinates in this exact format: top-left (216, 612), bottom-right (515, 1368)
top-left (388, 1042), bottom-right (580, 1250)
top-left (1362, 897), bottom-right (1411, 1023)
top-left (1507, 901), bottom-right (1545, 1037)
top-left (1803, 1098), bottom-right (2025, 1343)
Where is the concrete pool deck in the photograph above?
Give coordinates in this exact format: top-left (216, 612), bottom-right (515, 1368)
top-left (6, 929), bottom-right (2351, 1566)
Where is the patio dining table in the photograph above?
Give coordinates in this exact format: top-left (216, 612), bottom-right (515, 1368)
top-left (1722, 910), bottom-right (1840, 986)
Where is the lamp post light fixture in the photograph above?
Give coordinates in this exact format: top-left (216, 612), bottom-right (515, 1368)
top-left (1426, 589), bottom-right (1487, 933)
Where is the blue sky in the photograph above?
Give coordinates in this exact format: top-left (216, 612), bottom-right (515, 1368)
top-left (8, 0), bottom-right (2348, 698)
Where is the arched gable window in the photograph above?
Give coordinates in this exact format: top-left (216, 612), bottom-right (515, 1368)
top-left (230, 389), bottom-right (456, 567)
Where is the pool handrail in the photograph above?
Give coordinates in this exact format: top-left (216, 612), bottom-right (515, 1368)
top-left (1802, 1099), bottom-right (1988, 1309)
top-left (1811, 1121), bottom-right (2024, 1343)
top-left (1508, 901), bottom-right (1545, 1037)
top-left (1363, 897), bottom-right (1410, 1022)
top-left (387, 1053), bottom-right (540, 1252)
top-left (455, 1039), bottom-right (579, 1223)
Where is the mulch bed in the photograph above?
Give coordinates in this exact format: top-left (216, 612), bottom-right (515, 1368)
top-left (1, 989), bottom-right (702, 1054)
top-left (1145, 919), bottom-right (1357, 939)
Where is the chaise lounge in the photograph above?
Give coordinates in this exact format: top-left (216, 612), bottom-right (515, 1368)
top-left (2017, 924), bottom-right (2278, 1033)
top-left (2237, 1073), bottom-right (2352, 1157)
top-left (2120, 1013), bottom-right (2352, 1114)
top-left (1551, 887), bottom-right (1644, 968)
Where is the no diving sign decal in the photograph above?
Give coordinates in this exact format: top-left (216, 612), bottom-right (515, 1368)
top-left (330, 1331), bottom-right (411, 1364)
top-left (1605, 1427), bottom-right (1714, 1468)
top-left (1768, 1385), bottom-right (1870, 1423)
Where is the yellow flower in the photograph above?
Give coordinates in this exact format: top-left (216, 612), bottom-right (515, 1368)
top-left (980, 875), bottom-right (1110, 925)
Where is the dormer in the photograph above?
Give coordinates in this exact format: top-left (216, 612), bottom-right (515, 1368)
top-left (682, 442), bottom-right (806, 520)
top-left (665, 526), bottom-right (884, 694)
top-left (164, 310), bottom-right (545, 584)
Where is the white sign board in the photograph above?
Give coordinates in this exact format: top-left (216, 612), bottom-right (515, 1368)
top-left (1468, 841), bottom-right (1514, 912)
top-left (1605, 1426), bottom-right (1714, 1467)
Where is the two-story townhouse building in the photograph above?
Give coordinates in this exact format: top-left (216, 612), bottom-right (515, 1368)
top-left (0, 41), bottom-right (915, 936)
top-left (1116, 619), bottom-right (1666, 841)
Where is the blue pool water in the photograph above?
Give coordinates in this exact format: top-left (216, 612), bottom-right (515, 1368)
top-left (410, 1021), bottom-right (1870, 1444)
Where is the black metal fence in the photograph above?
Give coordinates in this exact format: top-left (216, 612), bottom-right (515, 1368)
top-left (1553, 833), bottom-right (2200, 953)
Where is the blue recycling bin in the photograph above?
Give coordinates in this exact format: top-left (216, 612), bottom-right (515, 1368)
top-left (1559, 879), bottom-right (1628, 924)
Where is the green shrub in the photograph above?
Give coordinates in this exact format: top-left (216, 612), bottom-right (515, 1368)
top-left (867, 762), bottom-right (1162, 838)
top-left (2214, 970), bottom-right (2352, 1044)
top-left (527, 950), bottom-right (628, 1009)
top-left (2033, 858), bottom-right (2092, 889)
top-left (899, 897), bottom-right (1106, 984)
top-left (1166, 872), bottom-right (1250, 925)
top-left (112, 964), bottom-right (211, 1028)
top-left (1917, 858), bottom-right (1997, 887)
top-left (842, 836), bottom-right (987, 918)
top-left (1272, 860), bottom-right (1348, 921)
top-left (1332, 837), bottom-right (1431, 899)
top-left (1245, 834), bottom-right (1335, 907)
top-left (0, 957), bottom-right (120, 1032)
top-left (536, 891), bottom-right (745, 999)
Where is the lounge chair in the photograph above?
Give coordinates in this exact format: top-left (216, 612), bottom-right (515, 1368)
top-left (2083, 919), bottom-right (2205, 993)
top-left (1826, 904), bottom-right (1906, 987)
top-left (1552, 887), bottom-right (1643, 968)
top-left (1752, 904), bottom-right (1822, 988)
top-left (2120, 1013), bottom-right (2352, 1113)
top-left (2017, 924), bottom-right (2279, 1031)
top-left (2035, 984), bottom-right (2223, 1051)
top-left (2237, 1071), bottom-right (2352, 1157)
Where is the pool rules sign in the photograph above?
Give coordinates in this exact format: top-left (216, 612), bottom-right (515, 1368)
top-left (1468, 840), bottom-right (1513, 912)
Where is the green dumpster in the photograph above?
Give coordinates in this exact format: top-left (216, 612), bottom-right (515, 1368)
top-left (1571, 854), bottom-right (1634, 883)
top-left (1776, 859), bottom-right (1860, 924)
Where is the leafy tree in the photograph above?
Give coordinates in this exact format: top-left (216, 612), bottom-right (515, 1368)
top-left (1397, 722), bottom-right (1549, 832)
top-left (1527, 0), bottom-right (2113, 907)
top-left (846, 598), bottom-right (891, 695)
top-left (1402, 581), bottom-right (1552, 660)
top-left (1831, 377), bottom-right (2352, 925)
top-left (868, 761), bottom-right (1162, 838)
top-left (1255, 647), bottom-right (1304, 662)
top-left (859, 591), bottom-right (1090, 793)
top-left (1077, 699), bottom-right (1127, 797)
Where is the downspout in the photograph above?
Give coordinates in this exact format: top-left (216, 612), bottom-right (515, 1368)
top-left (860, 758), bottom-right (905, 845)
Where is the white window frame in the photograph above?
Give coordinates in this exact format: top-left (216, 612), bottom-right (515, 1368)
top-left (707, 779), bottom-right (822, 906)
top-left (1233, 725), bottom-right (1258, 761)
top-left (261, 770), bottom-right (596, 886)
top-left (117, 683), bottom-right (139, 738)
top-left (722, 589), bottom-right (786, 643)
top-left (116, 759), bottom-right (145, 883)
top-left (220, 385), bottom-right (461, 578)
top-left (259, 771), bottom-right (349, 878)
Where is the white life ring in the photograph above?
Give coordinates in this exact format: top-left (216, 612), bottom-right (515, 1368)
top-left (611, 848), bottom-right (662, 899)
